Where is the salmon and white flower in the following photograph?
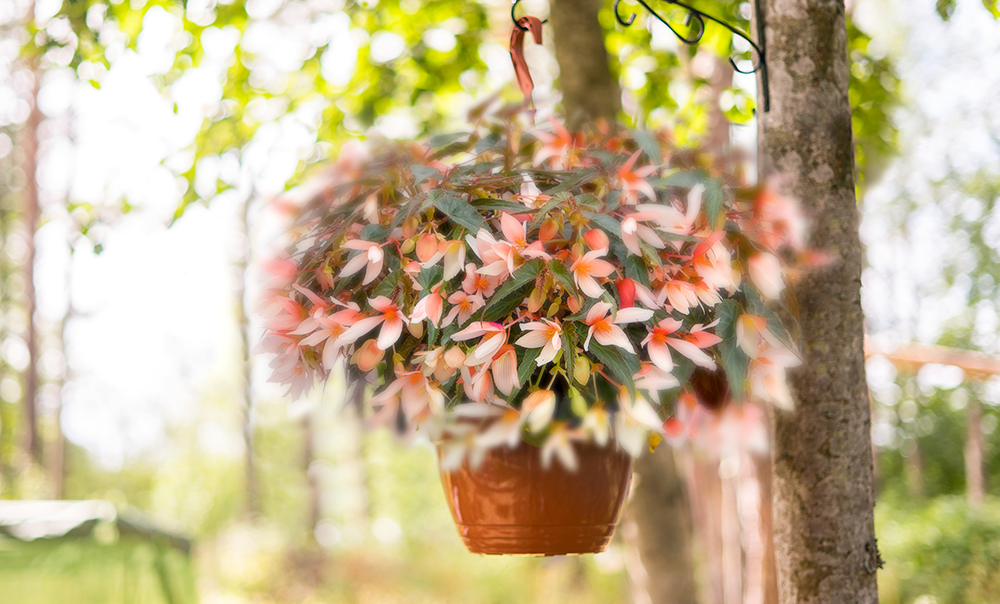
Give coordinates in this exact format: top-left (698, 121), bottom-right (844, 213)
top-left (452, 322), bottom-right (508, 366)
top-left (298, 302), bottom-right (362, 368)
top-left (542, 424), bottom-right (580, 470)
top-left (583, 302), bottom-right (653, 353)
top-left (443, 291), bottom-right (485, 327)
top-left (515, 319), bottom-right (563, 365)
top-left (410, 284), bottom-right (445, 328)
top-left (421, 239), bottom-right (467, 280)
top-left (461, 263), bottom-right (499, 298)
top-left (368, 369), bottom-right (447, 425)
top-left (614, 388), bottom-right (664, 457)
top-left (749, 345), bottom-right (801, 410)
top-left (522, 389), bottom-right (558, 433)
top-left (581, 405), bottom-right (611, 446)
top-left (735, 314), bottom-right (782, 359)
top-left (414, 346), bottom-right (466, 382)
top-left (340, 239), bottom-right (384, 284)
top-left (340, 296), bottom-right (408, 350)
top-left (571, 249), bottom-right (616, 298)
top-left (641, 318), bottom-right (721, 372)
top-left (617, 150), bottom-right (658, 205)
top-left (633, 362), bottom-right (680, 394)
top-left (748, 252), bottom-right (785, 300)
top-left (620, 211), bottom-right (667, 256)
top-left (634, 183), bottom-right (703, 236)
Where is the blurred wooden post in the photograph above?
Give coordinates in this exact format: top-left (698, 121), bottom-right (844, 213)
top-left (965, 397), bottom-right (985, 507)
top-left (865, 340), bottom-right (1000, 507)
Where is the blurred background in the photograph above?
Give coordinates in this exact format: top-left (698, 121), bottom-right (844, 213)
top-left (0, 0), bottom-right (998, 602)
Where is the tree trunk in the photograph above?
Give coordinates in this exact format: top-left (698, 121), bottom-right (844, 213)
top-left (21, 63), bottom-right (42, 466)
top-left (965, 396), bottom-right (984, 507)
top-left (549, 0), bottom-right (620, 128)
top-left (546, 7), bottom-right (697, 602)
top-left (236, 196), bottom-right (259, 517)
top-left (756, 0), bottom-right (880, 601)
top-left (628, 449), bottom-right (698, 604)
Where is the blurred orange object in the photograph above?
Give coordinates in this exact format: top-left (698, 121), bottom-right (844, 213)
top-left (438, 442), bottom-right (632, 555)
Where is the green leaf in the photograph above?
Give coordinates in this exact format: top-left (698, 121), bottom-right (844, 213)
top-left (647, 170), bottom-right (708, 189)
top-left (544, 169), bottom-right (598, 195)
top-left (576, 193), bottom-right (602, 211)
top-left (482, 259), bottom-right (544, 321)
top-left (507, 346), bottom-right (542, 402)
top-left (584, 212), bottom-right (623, 240)
top-left (548, 259), bottom-right (579, 297)
top-left (360, 223), bottom-right (388, 241)
top-left (715, 299), bottom-right (749, 400)
top-left (562, 323), bottom-right (578, 385)
top-left (417, 265), bottom-right (443, 290)
top-left (410, 164), bottom-right (443, 184)
top-left (589, 341), bottom-right (640, 398)
top-left (429, 132), bottom-right (470, 148)
top-left (473, 132), bottom-right (501, 154)
top-left (529, 193), bottom-right (569, 230)
top-left (632, 128), bottom-right (662, 163)
top-left (704, 179), bottom-right (726, 230)
top-left (432, 193), bottom-right (484, 234)
top-left (470, 198), bottom-right (535, 213)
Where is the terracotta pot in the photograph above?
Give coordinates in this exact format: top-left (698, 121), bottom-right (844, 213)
top-left (437, 441), bottom-right (633, 556)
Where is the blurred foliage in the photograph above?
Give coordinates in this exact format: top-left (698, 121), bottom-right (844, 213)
top-left (936, 0), bottom-right (1000, 20)
top-left (877, 496), bottom-right (1000, 604)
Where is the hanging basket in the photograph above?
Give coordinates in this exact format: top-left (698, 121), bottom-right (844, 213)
top-left (438, 440), bottom-right (633, 556)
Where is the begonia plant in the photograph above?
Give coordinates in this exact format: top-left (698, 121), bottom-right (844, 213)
top-left (256, 114), bottom-right (806, 469)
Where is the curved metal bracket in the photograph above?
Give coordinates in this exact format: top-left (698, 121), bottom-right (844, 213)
top-left (511, 0), bottom-right (548, 31)
top-left (613, 0), bottom-right (769, 112)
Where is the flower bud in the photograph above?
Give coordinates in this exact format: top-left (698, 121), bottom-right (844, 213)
top-left (407, 320), bottom-right (424, 338)
top-left (583, 229), bottom-right (609, 251)
top-left (417, 233), bottom-right (439, 262)
top-left (573, 356), bottom-right (591, 385)
top-left (527, 287), bottom-right (544, 313)
top-left (539, 218), bottom-right (560, 242)
top-left (402, 215), bottom-right (420, 238)
top-left (616, 277), bottom-right (637, 308)
top-left (355, 340), bottom-right (384, 372)
top-left (400, 238), bottom-right (416, 254)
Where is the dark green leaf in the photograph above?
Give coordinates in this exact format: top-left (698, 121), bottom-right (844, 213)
top-left (482, 259), bottom-right (544, 321)
top-left (360, 223), bottom-right (388, 241)
top-left (585, 212), bottom-right (623, 240)
top-left (704, 179), bottom-right (726, 230)
top-left (589, 341), bottom-right (640, 398)
top-left (548, 259), bottom-right (579, 296)
top-left (562, 323), bottom-right (578, 385)
top-left (632, 128), bottom-right (662, 163)
top-left (544, 169), bottom-right (598, 195)
top-left (432, 193), bottom-right (485, 234)
top-left (576, 193), bottom-right (602, 211)
top-left (529, 193), bottom-right (568, 230)
top-left (470, 198), bottom-right (535, 213)
top-left (410, 164), bottom-right (443, 184)
top-left (715, 299), bottom-right (749, 400)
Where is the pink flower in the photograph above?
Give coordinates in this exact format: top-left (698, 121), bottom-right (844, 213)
top-left (749, 346), bottom-right (801, 410)
top-left (571, 249), bottom-right (616, 298)
top-left (468, 214), bottom-right (549, 279)
top-left (523, 389), bottom-right (557, 433)
top-left (620, 211), bottom-right (666, 256)
top-left (748, 252), bottom-right (785, 300)
top-left (421, 239), bottom-right (467, 280)
top-left (583, 302), bottom-right (652, 353)
top-left (443, 291), bottom-right (485, 327)
top-left (368, 370), bottom-right (447, 425)
top-left (617, 150), bottom-right (657, 205)
top-left (533, 120), bottom-right (580, 169)
top-left (664, 280), bottom-right (699, 315)
top-left (736, 314), bottom-right (780, 359)
top-left (340, 296), bottom-right (407, 350)
top-left (298, 301), bottom-right (361, 368)
top-left (414, 346), bottom-right (466, 382)
top-left (614, 388), bottom-right (664, 457)
top-left (410, 284), bottom-right (445, 328)
top-left (451, 321), bottom-right (508, 366)
top-left (641, 318), bottom-right (719, 372)
top-left (461, 263), bottom-right (499, 298)
top-left (516, 318), bottom-right (563, 365)
top-left (634, 362), bottom-right (680, 394)
top-left (634, 183), bottom-right (703, 235)
top-left (542, 425), bottom-right (580, 470)
top-left (340, 240), bottom-right (384, 285)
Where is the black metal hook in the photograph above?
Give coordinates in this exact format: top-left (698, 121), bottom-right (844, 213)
top-left (511, 0), bottom-right (548, 31)
top-left (613, 0), bottom-right (769, 112)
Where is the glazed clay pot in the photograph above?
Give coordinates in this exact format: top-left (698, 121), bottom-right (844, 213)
top-left (438, 441), bottom-right (633, 555)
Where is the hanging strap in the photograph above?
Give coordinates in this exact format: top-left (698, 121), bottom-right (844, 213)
top-left (509, 16), bottom-right (544, 109)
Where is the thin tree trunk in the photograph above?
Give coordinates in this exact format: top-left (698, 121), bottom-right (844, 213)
top-left (21, 63), bottom-right (42, 466)
top-left (756, 0), bottom-right (881, 601)
top-left (546, 8), bottom-right (697, 602)
top-left (628, 448), bottom-right (698, 604)
top-left (549, 0), bottom-right (620, 128)
top-left (236, 196), bottom-right (259, 517)
top-left (965, 396), bottom-right (984, 507)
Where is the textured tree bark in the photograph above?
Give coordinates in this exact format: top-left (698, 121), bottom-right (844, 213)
top-left (755, 0), bottom-right (880, 601)
top-left (548, 0), bottom-right (620, 128)
top-left (629, 449), bottom-right (698, 604)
